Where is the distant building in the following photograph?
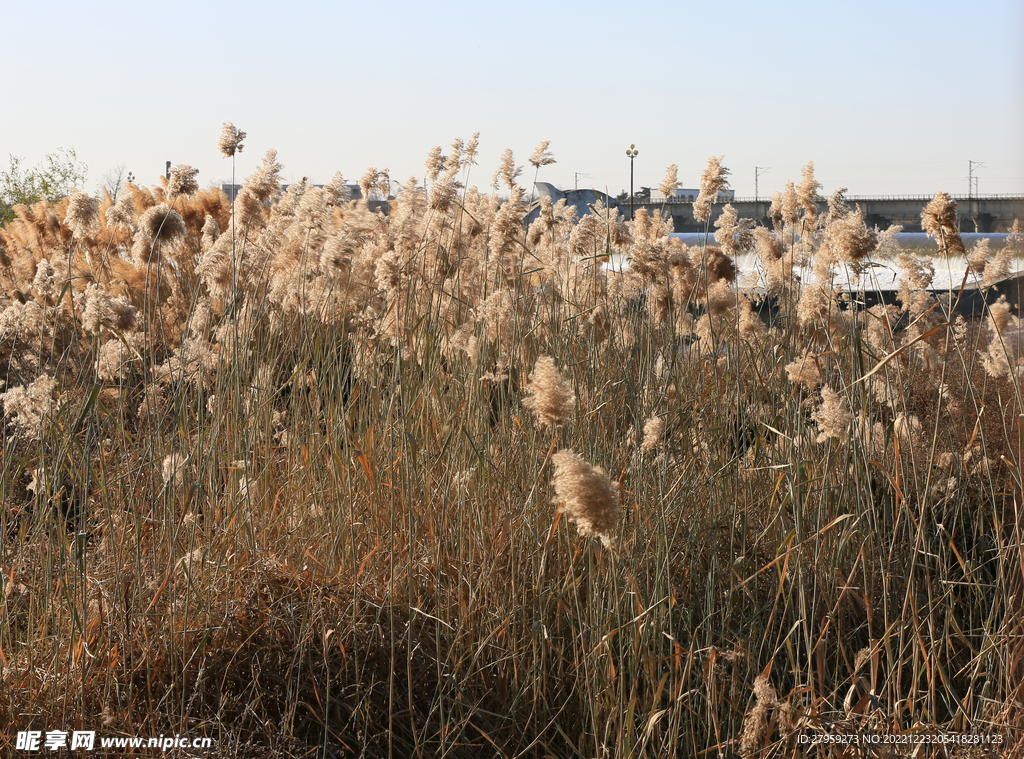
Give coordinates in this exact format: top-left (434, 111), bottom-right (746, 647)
top-left (526, 182), bottom-right (624, 226)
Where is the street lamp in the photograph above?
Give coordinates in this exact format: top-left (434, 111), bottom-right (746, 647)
top-left (626, 144), bottom-right (639, 221)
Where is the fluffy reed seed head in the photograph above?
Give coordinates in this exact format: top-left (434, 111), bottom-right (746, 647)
top-left (641, 416), bottom-right (665, 454)
top-left (162, 453), bottom-right (186, 486)
top-left (375, 168), bottom-right (391, 201)
top-left (65, 188), bottom-right (99, 238)
top-left (359, 167), bottom-right (378, 202)
top-left (245, 149), bottom-right (283, 204)
top-left (797, 162), bottom-right (822, 227)
top-left (784, 354), bottom-right (822, 388)
top-left (32, 259), bottom-right (62, 301)
top-left (794, 160), bottom-right (819, 226)
top-left (75, 283), bottom-right (137, 334)
top-left (894, 413), bottom-right (923, 449)
top-left (989, 297), bottom-right (1012, 335)
top-left (768, 190), bottom-right (784, 230)
top-left (324, 171), bottom-right (350, 207)
top-left (820, 202), bottom-right (877, 266)
top-left (753, 227), bottom-right (783, 263)
top-left (984, 243), bottom-right (1012, 286)
top-left (449, 137), bottom-right (464, 166)
top-left (132, 203), bottom-right (186, 264)
top-left (550, 450), bottom-right (622, 545)
top-left (812, 386), bottom-right (852, 443)
top-left (297, 185), bottom-right (329, 231)
top-left (201, 215), bottom-right (219, 252)
top-left (465, 132), bottom-right (480, 165)
top-left (429, 152), bottom-right (462, 212)
top-left (659, 163), bottom-right (680, 200)
top-left (529, 140), bottom-right (556, 169)
top-left (714, 204), bottom-right (754, 257)
top-left (982, 297), bottom-right (1020, 378)
top-left (523, 356), bottom-right (575, 429)
top-left (781, 181), bottom-right (799, 225)
top-left (0, 300), bottom-right (45, 339)
top-left (739, 675), bottom-right (781, 758)
top-left (494, 148), bottom-right (521, 190)
top-left (694, 155), bottom-right (731, 223)
top-left (425, 146), bottom-right (444, 182)
top-left (0, 375), bottom-right (58, 441)
top-left (167, 164), bottom-right (199, 199)
top-left (967, 238), bottom-right (990, 275)
top-left (218, 122), bottom-right (246, 157)
top-left (105, 188), bottom-right (135, 228)
top-left (921, 191), bottom-right (965, 257)
top-left (96, 335), bottom-right (141, 381)
top-left (826, 187), bottom-right (851, 223)
top-left (140, 202), bottom-right (185, 241)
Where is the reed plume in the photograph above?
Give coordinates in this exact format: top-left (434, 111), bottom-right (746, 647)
top-left (921, 191), bottom-right (965, 256)
top-left (162, 453), bottom-right (186, 486)
top-left (0, 374), bottom-right (58, 440)
top-left (425, 146), bottom-right (444, 182)
top-left (523, 356), bottom-right (575, 429)
top-left (781, 180), bottom-right (798, 225)
top-left (659, 164), bottom-right (680, 199)
top-left (494, 148), bottom-right (521, 190)
top-left (641, 416), bottom-right (665, 453)
top-left (768, 190), bottom-right (783, 231)
top-left (713, 204), bottom-right (754, 256)
top-left (693, 155), bottom-right (730, 223)
top-left (529, 140), bottom-right (556, 169)
top-left (465, 131), bottom-right (480, 165)
top-left (550, 449), bottom-right (622, 546)
top-left (812, 386), bottom-right (852, 443)
top-left (132, 203), bottom-right (186, 264)
top-left (75, 283), bottom-right (137, 334)
top-left (167, 164), bottom-right (199, 199)
top-left (359, 167), bottom-right (378, 203)
top-left (797, 162), bottom-right (821, 227)
top-left (784, 354), bottom-right (822, 388)
top-left (218, 122), bottom-right (246, 157)
top-left (105, 188), bottom-right (135, 228)
top-left (64, 188), bottom-right (99, 238)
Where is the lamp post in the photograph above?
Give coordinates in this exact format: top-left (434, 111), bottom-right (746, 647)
top-left (626, 144), bottom-right (638, 221)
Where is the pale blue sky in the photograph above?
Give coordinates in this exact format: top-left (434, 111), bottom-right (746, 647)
top-left (3, 0), bottom-right (1022, 199)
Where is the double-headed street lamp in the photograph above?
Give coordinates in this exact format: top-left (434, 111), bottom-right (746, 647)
top-left (626, 144), bottom-right (639, 221)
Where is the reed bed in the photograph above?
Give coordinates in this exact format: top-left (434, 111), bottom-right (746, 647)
top-left (0, 129), bottom-right (1023, 757)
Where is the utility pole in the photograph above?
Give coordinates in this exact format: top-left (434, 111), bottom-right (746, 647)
top-left (968, 160), bottom-right (984, 232)
top-left (754, 166), bottom-right (769, 202)
top-left (625, 144), bottom-right (638, 221)
top-left (968, 160), bottom-right (984, 200)
top-left (574, 172), bottom-right (590, 190)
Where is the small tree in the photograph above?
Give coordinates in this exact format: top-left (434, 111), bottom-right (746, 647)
top-left (99, 164), bottom-right (133, 202)
top-left (0, 148), bottom-right (88, 225)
